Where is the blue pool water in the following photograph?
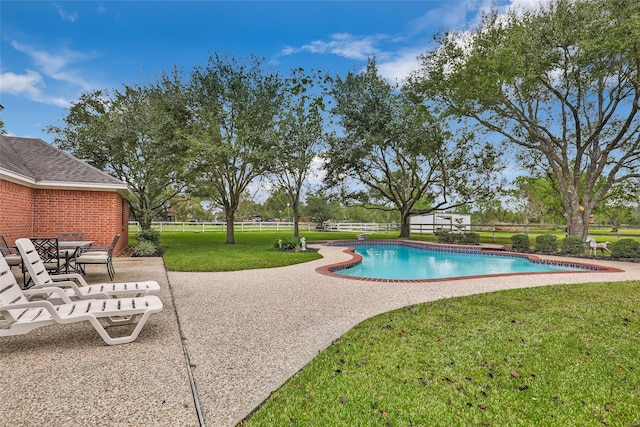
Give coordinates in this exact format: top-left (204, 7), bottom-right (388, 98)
top-left (335, 244), bottom-right (586, 280)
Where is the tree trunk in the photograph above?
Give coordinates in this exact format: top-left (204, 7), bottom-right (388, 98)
top-left (225, 209), bottom-right (235, 244)
top-left (566, 207), bottom-right (588, 240)
top-left (293, 209), bottom-right (300, 238)
top-left (137, 210), bottom-right (155, 231)
top-left (399, 210), bottom-right (411, 238)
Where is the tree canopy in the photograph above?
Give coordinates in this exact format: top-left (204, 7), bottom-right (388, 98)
top-left (271, 68), bottom-right (328, 237)
top-left (47, 71), bottom-right (192, 229)
top-left (327, 58), bottom-right (503, 237)
top-left (186, 54), bottom-right (284, 244)
top-left (413, 0), bottom-right (640, 238)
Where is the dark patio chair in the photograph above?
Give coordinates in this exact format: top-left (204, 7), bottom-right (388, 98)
top-left (75, 234), bottom-right (120, 280)
top-left (56, 232), bottom-right (85, 241)
top-left (29, 237), bottom-right (66, 275)
top-left (0, 235), bottom-right (23, 282)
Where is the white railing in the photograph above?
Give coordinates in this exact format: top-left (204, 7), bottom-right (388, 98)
top-left (322, 222), bottom-right (398, 232)
top-left (128, 221), bottom-right (399, 233)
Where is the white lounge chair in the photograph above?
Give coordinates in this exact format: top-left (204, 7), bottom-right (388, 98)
top-left (0, 253), bottom-right (163, 345)
top-left (15, 238), bottom-right (161, 300)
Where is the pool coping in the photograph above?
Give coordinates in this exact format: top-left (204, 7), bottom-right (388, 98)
top-left (314, 239), bottom-right (625, 283)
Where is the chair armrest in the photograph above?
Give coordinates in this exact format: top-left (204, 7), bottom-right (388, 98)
top-left (0, 299), bottom-right (74, 322)
top-left (22, 287), bottom-right (74, 304)
top-left (31, 280), bottom-right (85, 296)
top-left (51, 272), bottom-right (90, 287)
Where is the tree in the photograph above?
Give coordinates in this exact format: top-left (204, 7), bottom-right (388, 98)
top-left (170, 194), bottom-right (216, 222)
top-left (510, 176), bottom-right (564, 226)
top-left (303, 190), bottom-right (342, 227)
top-left (472, 197), bottom-right (513, 225)
top-left (272, 68), bottom-right (328, 237)
top-left (414, 0), bottom-right (640, 239)
top-left (262, 188), bottom-right (290, 221)
top-left (236, 193), bottom-right (264, 222)
top-left (593, 179), bottom-right (638, 229)
top-left (327, 58), bottom-right (502, 238)
top-left (47, 70), bottom-right (192, 229)
top-left (186, 54), bottom-right (283, 244)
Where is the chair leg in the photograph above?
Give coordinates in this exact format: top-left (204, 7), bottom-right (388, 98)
top-left (107, 259), bottom-right (115, 281)
top-left (88, 312), bottom-right (153, 345)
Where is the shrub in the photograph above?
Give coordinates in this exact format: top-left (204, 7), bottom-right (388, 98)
top-left (274, 236), bottom-right (301, 251)
top-left (132, 240), bottom-right (158, 257)
top-left (435, 232), bottom-right (454, 244)
top-left (561, 236), bottom-right (585, 255)
top-left (138, 228), bottom-right (160, 245)
top-left (435, 232), bottom-right (479, 245)
top-left (511, 234), bottom-right (530, 252)
top-left (460, 233), bottom-right (480, 245)
top-left (611, 239), bottom-right (640, 258)
top-left (535, 234), bottom-right (558, 253)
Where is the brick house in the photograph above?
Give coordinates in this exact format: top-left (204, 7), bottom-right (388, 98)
top-left (0, 135), bottom-right (130, 253)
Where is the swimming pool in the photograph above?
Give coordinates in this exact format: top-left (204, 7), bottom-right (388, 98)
top-left (322, 241), bottom-right (605, 281)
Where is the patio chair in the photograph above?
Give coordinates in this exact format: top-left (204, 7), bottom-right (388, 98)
top-left (0, 235), bottom-right (23, 271)
top-left (15, 238), bottom-right (160, 299)
top-left (0, 253), bottom-right (163, 345)
top-left (75, 234), bottom-right (119, 280)
top-left (57, 232), bottom-right (85, 241)
top-left (81, 234), bottom-right (118, 256)
top-left (29, 237), bottom-right (66, 274)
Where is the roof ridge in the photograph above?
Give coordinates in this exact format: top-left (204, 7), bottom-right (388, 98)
top-left (0, 135), bottom-right (126, 187)
top-left (0, 135), bottom-right (37, 178)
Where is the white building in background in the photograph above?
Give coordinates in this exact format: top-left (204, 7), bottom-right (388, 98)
top-left (410, 213), bottom-right (471, 233)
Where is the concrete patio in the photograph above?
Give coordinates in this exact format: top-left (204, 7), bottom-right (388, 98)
top-left (2, 246), bottom-right (639, 426)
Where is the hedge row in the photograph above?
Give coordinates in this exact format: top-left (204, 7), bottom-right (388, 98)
top-left (510, 234), bottom-right (640, 258)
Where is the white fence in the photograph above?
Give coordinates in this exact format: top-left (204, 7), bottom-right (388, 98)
top-left (129, 221), bottom-right (399, 233)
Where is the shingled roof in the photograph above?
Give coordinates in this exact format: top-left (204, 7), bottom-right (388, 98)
top-left (0, 136), bottom-right (128, 191)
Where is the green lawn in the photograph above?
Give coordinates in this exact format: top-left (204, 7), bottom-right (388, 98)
top-left (153, 230), bottom-right (639, 425)
top-left (156, 228), bottom-right (639, 271)
top-left (159, 231), bottom-right (394, 271)
top-left (243, 282), bottom-right (640, 426)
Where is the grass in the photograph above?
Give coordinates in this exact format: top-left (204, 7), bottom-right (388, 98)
top-left (159, 231), bottom-right (395, 271)
top-left (242, 281), bottom-right (640, 426)
top-left (150, 230), bottom-right (639, 424)
top-left (156, 228), bottom-right (638, 271)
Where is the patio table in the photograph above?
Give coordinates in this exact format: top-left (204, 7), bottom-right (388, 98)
top-left (58, 240), bottom-right (93, 274)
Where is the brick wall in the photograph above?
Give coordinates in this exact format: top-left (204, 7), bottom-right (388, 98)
top-left (0, 179), bottom-right (34, 245)
top-left (0, 179), bottom-right (128, 253)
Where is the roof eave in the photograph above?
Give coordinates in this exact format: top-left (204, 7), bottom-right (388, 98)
top-left (1, 168), bottom-right (133, 197)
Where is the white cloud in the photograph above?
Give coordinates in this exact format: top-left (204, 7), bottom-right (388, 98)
top-left (283, 33), bottom-right (389, 61)
top-left (0, 69), bottom-right (71, 107)
top-left (2, 40), bottom-right (99, 108)
top-left (53, 3), bottom-right (79, 23)
top-left (11, 41), bottom-right (94, 91)
top-left (508, 0), bottom-right (550, 13)
top-left (376, 48), bottom-right (423, 84)
top-left (408, 1), bottom-right (473, 35)
top-left (0, 69), bottom-right (44, 97)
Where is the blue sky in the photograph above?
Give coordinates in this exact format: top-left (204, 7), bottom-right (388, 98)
top-left (1, 0), bottom-right (531, 141)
